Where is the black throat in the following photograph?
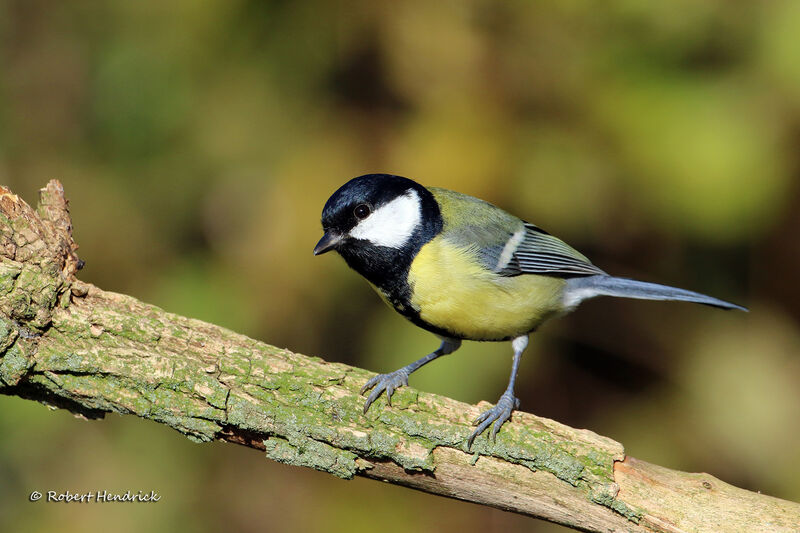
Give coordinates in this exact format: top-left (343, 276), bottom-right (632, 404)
top-left (337, 185), bottom-right (442, 314)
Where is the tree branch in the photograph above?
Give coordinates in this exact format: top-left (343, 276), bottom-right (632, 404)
top-left (1, 181), bottom-right (797, 533)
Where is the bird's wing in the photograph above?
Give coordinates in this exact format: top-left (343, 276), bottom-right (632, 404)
top-left (496, 223), bottom-right (606, 277)
top-left (430, 187), bottom-right (605, 278)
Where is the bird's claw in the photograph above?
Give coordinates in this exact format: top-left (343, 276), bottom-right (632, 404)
top-left (467, 390), bottom-right (520, 450)
top-left (360, 368), bottom-right (410, 413)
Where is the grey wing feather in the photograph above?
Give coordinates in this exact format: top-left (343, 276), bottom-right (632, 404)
top-left (497, 223), bottom-right (606, 277)
top-left (430, 188), bottom-right (603, 278)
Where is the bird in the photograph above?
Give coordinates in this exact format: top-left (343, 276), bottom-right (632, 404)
top-left (313, 173), bottom-right (747, 449)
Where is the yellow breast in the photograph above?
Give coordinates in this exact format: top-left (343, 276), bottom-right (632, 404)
top-left (407, 236), bottom-right (567, 341)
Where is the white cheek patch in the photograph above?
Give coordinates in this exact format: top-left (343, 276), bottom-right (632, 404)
top-left (349, 190), bottom-right (422, 249)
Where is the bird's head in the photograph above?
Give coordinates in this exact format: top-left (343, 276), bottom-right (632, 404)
top-left (314, 174), bottom-right (440, 260)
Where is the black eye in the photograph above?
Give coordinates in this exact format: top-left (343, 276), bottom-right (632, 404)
top-left (354, 204), bottom-right (370, 219)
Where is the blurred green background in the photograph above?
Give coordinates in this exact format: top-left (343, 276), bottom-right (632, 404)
top-left (1, 1), bottom-right (799, 531)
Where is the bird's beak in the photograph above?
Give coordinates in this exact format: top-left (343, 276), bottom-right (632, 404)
top-left (313, 231), bottom-right (342, 255)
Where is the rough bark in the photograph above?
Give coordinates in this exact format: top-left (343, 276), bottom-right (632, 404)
top-left (0, 181), bottom-right (797, 533)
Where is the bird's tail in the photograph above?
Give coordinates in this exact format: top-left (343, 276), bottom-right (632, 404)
top-left (563, 275), bottom-right (747, 311)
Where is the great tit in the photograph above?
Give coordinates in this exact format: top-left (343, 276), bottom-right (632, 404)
top-left (314, 173), bottom-right (746, 449)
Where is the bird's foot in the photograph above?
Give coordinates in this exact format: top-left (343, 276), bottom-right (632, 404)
top-left (360, 368), bottom-right (410, 413)
top-left (467, 390), bottom-right (520, 450)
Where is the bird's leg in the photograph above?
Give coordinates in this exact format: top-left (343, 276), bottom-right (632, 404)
top-left (467, 335), bottom-right (528, 449)
top-left (361, 337), bottom-right (461, 413)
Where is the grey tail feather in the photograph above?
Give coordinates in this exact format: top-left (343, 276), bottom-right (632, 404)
top-left (564, 275), bottom-right (748, 311)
